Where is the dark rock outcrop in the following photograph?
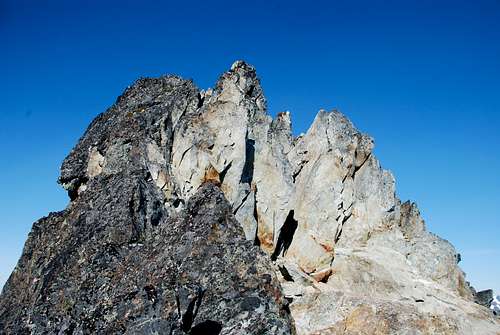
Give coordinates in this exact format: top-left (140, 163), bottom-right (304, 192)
top-left (475, 290), bottom-right (494, 308)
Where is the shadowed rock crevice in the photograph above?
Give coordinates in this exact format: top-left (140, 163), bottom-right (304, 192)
top-left (240, 137), bottom-right (255, 184)
top-left (253, 188), bottom-right (260, 247)
top-left (190, 320), bottom-right (222, 335)
top-left (271, 210), bottom-right (298, 261)
top-left (218, 161), bottom-right (232, 184)
top-left (278, 265), bottom-right (294, 282)
top-left (179, 288), bottom-right (204, 332)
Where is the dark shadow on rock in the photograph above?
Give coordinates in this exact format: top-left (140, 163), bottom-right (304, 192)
top-left (271, 210), bottom-right (298, 261)
top-left (190, 320), bottom-right (222, 335)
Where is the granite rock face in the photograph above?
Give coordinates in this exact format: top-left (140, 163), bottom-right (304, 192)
top-left (1, 61), bottom-right (499, 334)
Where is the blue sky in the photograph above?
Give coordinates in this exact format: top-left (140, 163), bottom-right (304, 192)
top-left (1, 0), bottom-right (499, 293)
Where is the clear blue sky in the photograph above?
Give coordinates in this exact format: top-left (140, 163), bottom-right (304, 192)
top-left (1, 0), bottom-right (499, 293)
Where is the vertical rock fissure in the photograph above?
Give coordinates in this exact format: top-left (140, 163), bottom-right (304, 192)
top-left (271, 210), bottom-right (298, 261)
top-left (129, 184), bottom-right (146, 243)
top-left (219, 161), bottom-right (232, 184)
top-left (180, 288), bottom-right (205, 332)
top-left (253, 186), bottom-right (260, 246)
top-left (163, 113), bottom-right (175, 165)
top-left (240, 136), bottom-right (255, 184)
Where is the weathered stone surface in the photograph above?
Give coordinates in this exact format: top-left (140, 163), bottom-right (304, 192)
top-left (1, 61), bottom-right (499, 334)
top-left (0, 72), bottom-right (293, 334)
top-left (0, 184), bottom-right (292, 334)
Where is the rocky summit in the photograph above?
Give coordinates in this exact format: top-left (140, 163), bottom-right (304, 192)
top-left (0, 61), bottom-right (499, 335)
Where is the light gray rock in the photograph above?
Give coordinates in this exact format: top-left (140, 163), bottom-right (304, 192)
top-left (170, 61), bottom-right (269, 240)
top-left (165, 61), bottom-right (498, 334)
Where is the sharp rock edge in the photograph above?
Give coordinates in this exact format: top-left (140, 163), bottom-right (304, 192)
top-left (1, 61), bottom-right (499, 335)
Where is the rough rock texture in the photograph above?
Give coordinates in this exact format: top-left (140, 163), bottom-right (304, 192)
top-left (0, 184), bottom-right (292, 335)
top-left (476, 290), bottom-right (494, 308)
top-left (0, 70), bottom-right (293, 335)
top-left (1, 61), bottom-right (499, 334)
